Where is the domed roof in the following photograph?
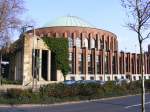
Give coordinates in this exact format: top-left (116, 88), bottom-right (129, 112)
top-left (45, 16), bottom-right (94, 28)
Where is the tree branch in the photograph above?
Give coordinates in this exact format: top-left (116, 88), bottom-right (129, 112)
top-left (143, 32), bottom-right (150, 41)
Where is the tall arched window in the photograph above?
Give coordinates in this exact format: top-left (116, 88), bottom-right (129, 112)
top-left (68, 37), bottom-right (73, 48)
top-left (105, 41), bottom-right (109, 51)
top-left (83, 38), bottom-right (88, 48)
top-left (91, 38), bottom-right (95, 48)
top-left (100, 39), bottom-right (103, 49)
top-left (95, 34), bottom-right (100, 49)
top-left (97, 38), bottom-right (100, 49)
top-left (76, 37), bottom-right (81, 48)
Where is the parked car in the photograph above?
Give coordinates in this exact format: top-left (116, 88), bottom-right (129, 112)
top-left (76, 80), bottom-right (97, 84)
top-left (96, 80), bottom-right (106, 85)
top-left (75, 80), bottom-right (83, 84)
top-left (115, 79), bottom-right (130, 85)
top-left (75, 80), bottom-right (105, 85)
top-left (63, 80), bottom-right (76, 86)
top-left (64, 80), bottom-right (106, 86)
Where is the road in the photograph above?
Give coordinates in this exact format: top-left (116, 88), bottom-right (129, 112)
top-left (0, 94), bottom-right (150, 112)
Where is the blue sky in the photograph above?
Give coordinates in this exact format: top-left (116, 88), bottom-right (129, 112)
top-left (20, 0), bottom-right (150, 52)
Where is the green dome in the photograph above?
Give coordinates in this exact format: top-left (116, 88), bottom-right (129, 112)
top-left (45, 16), bottom-right (94, 28)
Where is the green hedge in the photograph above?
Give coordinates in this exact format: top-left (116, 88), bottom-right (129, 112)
top-left (2, 78), bottom-right (22, 85)
top-left (0, 80), bottom-right (150, 104)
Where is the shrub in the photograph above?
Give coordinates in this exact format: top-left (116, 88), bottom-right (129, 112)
top-left (126, 81), bottom-right (141, 94)
top-left (103, 81), bottom-right (116, 96)
top-left (2, 79), bottom-right (22, 85)
top-left (40, 83), bottom-right (75, 97)
top-left (78, 84), bottom-right (95, 96)
top-left (145, 79), bottom-right (150, 90)
top-left (20, 89), bottom-right (33, 99)
top-left (7, 88), bottom-right (24, 98)
top-left (113, 85), bottom-right (128, 96)
top-left (1, 80), bottom-right (149, 104)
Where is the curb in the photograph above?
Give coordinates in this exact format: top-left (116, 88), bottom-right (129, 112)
top-left (0, 94), bottom-right (148, 108)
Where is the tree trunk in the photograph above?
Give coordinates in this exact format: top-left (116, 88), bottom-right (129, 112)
top-left (0, 52), bottom-right (2, 85)
top-left (64, 75), bottom-right (66, 81)
top-left (139, 42), bottom-right (145, 112)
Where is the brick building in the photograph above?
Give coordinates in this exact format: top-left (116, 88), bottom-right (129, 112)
top-left (8, 16), bottom-right (150, 85)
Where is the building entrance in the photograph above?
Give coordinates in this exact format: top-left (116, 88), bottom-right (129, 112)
top-left (42, 50), bottom-right (48, 80)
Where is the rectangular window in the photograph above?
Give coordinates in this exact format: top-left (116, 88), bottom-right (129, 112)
top-left (139, 76), bottom-right (141, 80)
top-left (69, 52), bottom-right (72, 61)
top-left (114, 76), bottom-right (118, 81)
top-left (107, 76), bottom-right (110, 81)
top-left (125, 57), bottom-right (129, 72)
top-left (70, 77), bottom-right (75, 81)
top-left (90, 77), bottom-right (94, 80)
top-left (81, 76), bottom-right (85, 80)
top-left (69, 53), bottom-right (73, 74)
top-left (132, 58), bottom-right (134, 74)
top-left (96, 55), bottom-right (100, 74)
top-left (112, 56), bottom-right (116, 74)
top-left (133, 76), bottom-right (136, 80)
top-left (88, 54), bottom-right (92, 74)
top-left (105, 55), bottom-right (108, 74)
top-left (68, 37), bottom-right (73, 48)
top-left (99, 77), bottom-right (103, 80)
top-left (137, 59), bottom-right (139, 74)
top-left (119, 57), bottom-right (122, 74)
top-left (79, 54), bottom-right (83, 74)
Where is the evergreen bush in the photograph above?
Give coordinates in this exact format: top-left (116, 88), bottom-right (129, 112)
top-left (0, 80), bottom-right (150, 104)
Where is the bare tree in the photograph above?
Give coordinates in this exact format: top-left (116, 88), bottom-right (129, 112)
top-left (0, 0), bottom-right (25, 85)
top-left (0, 0), bottom-right (25, 46)
top-left (121, 0), bottom-right (150, 112)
